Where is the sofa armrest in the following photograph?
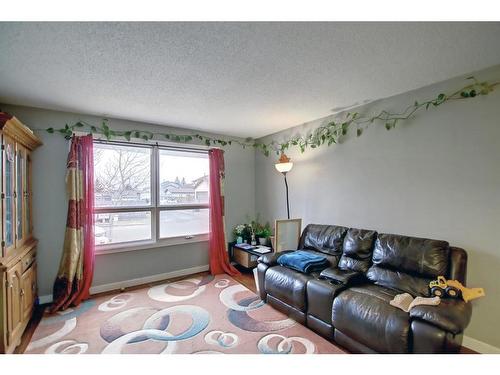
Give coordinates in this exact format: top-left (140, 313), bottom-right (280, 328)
top-left (409, 299), bottom-right (472, 334)
top-left (319, 267), bottom-right (363, 285)
top-left (257, 250), bottom-right (294, 266)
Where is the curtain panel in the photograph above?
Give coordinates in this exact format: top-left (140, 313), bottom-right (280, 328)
top-left (208, 149), bottom-right (240, 276)
top-left (50, 135), bottom-right (95, 312)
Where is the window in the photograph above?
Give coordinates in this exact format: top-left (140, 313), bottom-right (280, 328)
top-left (93, 141), bottom-right (209, 251)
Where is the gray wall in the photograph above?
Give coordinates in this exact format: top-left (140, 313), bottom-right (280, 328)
top-left (0, 104), bottom-right (256, 295)
top-left (255, 64), bottom-right (500, 348)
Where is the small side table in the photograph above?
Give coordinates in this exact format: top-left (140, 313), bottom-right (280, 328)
top-left (229, 243), bottom-right (273, 269)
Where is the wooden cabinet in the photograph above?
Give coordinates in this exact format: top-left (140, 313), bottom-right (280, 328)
top-left (6, 262), bottom-right (23, 347)
top-left (0, 113), bottom-right (42, 353)
top-left (21, 263), bottom-right (36, 321)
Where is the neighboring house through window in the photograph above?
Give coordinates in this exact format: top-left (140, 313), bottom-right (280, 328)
top-left (93, 140), bottom-right (209, 252)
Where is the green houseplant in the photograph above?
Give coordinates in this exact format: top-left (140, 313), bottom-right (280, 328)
top-left (232, 224), bottom-right (252, 243)
top-left (255, 222), bottom-right (272, 246)
top-left (233, 217), bottom-right (272, 245)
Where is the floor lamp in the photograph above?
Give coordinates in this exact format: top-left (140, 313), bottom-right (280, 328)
top-left (275, 152), bottom-right (294, 219)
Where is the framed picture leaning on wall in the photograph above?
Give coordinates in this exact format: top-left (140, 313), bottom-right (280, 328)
top-left (274, 218), bottom-right (302, 252)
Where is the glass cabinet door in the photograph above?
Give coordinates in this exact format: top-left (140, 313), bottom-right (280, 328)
top-left (3, 136), bottom-right (16, 255)
top-left (24, 151), bottom-right (32, 240)
top-left (16, 145), bottom-right (25, 246)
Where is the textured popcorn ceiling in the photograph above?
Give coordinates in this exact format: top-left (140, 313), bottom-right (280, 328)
top-left (1, 22), bottom-right (500, 138)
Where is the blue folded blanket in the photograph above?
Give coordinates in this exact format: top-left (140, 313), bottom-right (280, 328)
top-left (277, 250), bottom-right (329, 274)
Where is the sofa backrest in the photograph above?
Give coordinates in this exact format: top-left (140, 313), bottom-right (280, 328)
top-left (448, 246), bottom-right (468, 285)
top-left (366, 233), bottom-right (450, 296)
top-left (338, 228), bottom-right (377, 273)
top-left (298, 224), bottom-right (348, 257)
top-left (298, 224), bottom-right (468, 292)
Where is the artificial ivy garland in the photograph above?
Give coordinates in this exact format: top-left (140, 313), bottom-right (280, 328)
top-left (41, 77), bottom-right (498, 157)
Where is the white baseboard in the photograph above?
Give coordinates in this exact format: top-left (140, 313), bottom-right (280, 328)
top-left (38, 294), bottom-right (53, 305)
top-left (463, 335), bottom-right (500, 354)
top-left (89, 264), bottom-right (209, 294)
top-left (37, 264), bottom-right (210, 305)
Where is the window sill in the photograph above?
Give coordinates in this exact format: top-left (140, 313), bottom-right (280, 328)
top-left (95, 233), bottom-right (209, 255)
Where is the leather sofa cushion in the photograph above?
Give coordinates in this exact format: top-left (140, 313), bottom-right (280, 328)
top-left (343, 284), bottom-right (400, 303)
top-left (366, 265), bottom-right (432, 297)
top-left (320, 267), bottom-right (363, 286)
top-left (338, 256), bottom-right (371, 274)
top-left (307, 278), bottom-right (346, 325)
top-left (264, 266), bottom-right (313, 312)
top-left (332, 285), bottom-right (411, 353)
top-left (410, 299), bottom-right (472, 334)
top-left (300, 224), bottom-right (348, 256)
top-left (338, 228), bottom-right (377, 273)
top-left (342, 228), bottom-right (377, 258)
top-left (373, 233), bottom-right (449, 277)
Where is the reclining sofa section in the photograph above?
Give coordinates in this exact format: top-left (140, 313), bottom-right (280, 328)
top-left (256, 224), bottom-right (472, 354)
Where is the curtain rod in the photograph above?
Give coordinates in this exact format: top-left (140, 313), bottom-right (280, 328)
top-left (74, 131), bottom-right (217, 153)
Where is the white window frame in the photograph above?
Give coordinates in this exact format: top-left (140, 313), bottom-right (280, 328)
top-left (94, 139), bottom-right (210, 255)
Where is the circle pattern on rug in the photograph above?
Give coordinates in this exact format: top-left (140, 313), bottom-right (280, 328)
top-left (45, 340), bottom-right (89, 354)
top-left (220, 285), bottom-right (296, 332)
top-left (148, 277), bottom-right (208, 302)
top-left (100, 306), bottom-right (169, 343)
top-left (204, 330), bottom-right (239, 348)
top-left (98, 293), bottom-right (134, 312)
top-left (257, 334), bottom-right (316, 354)
top-left (101, 305), bottom-right (210, 354)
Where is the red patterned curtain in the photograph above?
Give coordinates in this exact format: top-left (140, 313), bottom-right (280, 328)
top-left (50, 135), bottom-right (95, 312)
top-left (208, 149), bottom-right (240, 276)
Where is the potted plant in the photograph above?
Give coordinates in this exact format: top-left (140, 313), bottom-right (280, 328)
top-left (256, 222), bottom-right (272, 246)
top-left (233, 224), bottom-right (252, 244)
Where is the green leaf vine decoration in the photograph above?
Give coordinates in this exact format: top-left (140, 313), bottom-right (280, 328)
top-left (40, 77), bottom-right (498, 157)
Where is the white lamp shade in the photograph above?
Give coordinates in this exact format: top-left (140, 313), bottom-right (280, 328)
top-left (275, 162), bottom-right (293, 173)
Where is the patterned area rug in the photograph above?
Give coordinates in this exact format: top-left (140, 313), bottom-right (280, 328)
top-left (26, 274), bottom-right (346, 354)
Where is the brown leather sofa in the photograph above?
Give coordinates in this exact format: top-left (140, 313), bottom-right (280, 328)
top-left (256, 224), bottom-right (472, 353)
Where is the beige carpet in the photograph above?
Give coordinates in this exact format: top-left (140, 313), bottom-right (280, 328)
top-left (26, 274), bottom-right (346, 354)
